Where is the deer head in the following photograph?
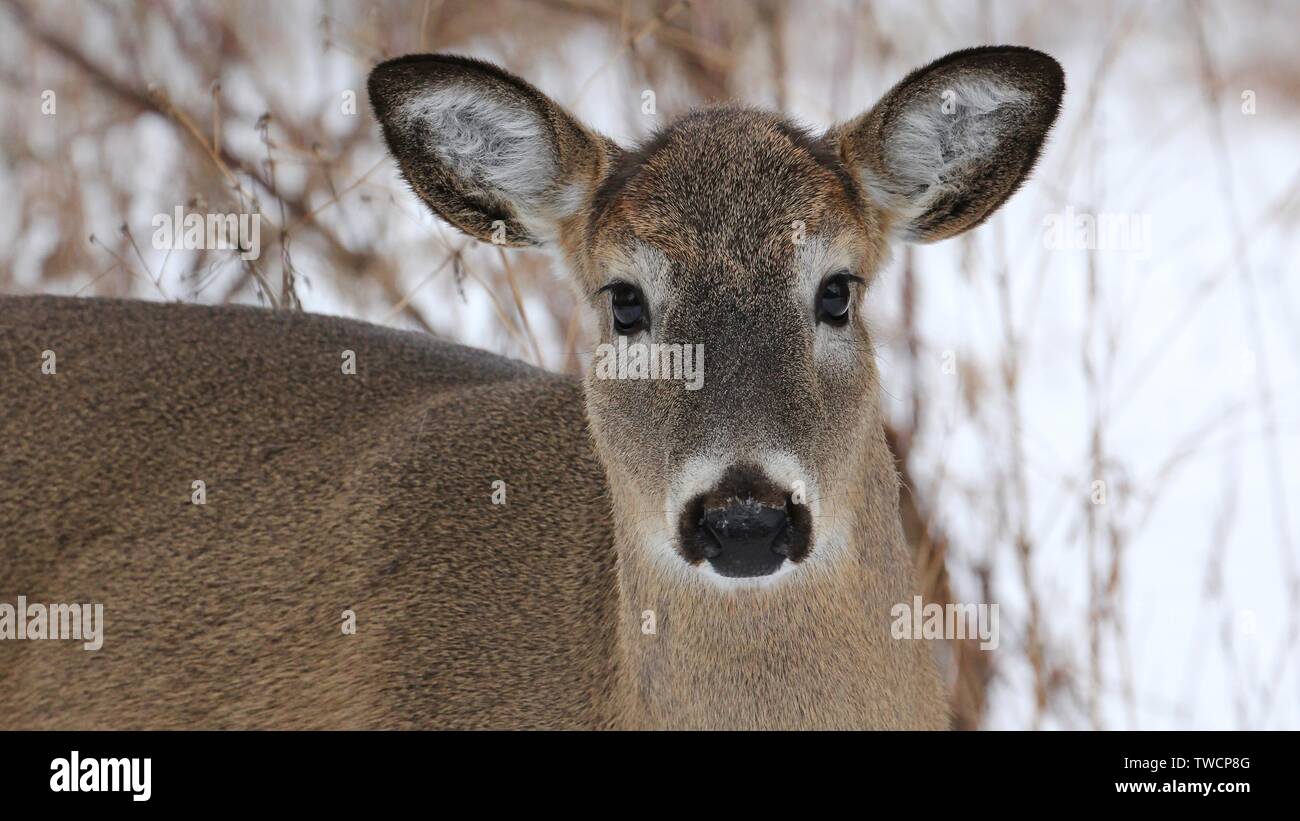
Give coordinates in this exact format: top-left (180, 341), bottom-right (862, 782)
top-left (368, 46), bottom-right (1062, 588)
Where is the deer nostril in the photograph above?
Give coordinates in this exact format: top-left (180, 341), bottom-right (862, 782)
top-left (696, 515), bottom-right (724, 559)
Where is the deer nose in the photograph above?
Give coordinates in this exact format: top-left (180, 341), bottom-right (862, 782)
top-left (677, 464), bottom-right (812, 578)
top-left (699, 502), bottom-right (791, 578)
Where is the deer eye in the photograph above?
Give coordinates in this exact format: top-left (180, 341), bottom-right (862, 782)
top-left (816, 271), bottom-right (858, 325)
top-left (606, 282), bottom-right (647, 335)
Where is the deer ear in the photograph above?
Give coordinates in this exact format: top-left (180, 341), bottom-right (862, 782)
top-left (368, 54), bottom-right (611, 247)
top-left (832, 46), bottom-right (1064, 243)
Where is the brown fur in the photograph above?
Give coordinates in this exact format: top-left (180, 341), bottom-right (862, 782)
top-left (0, 46), bottom-right (1062, 729)
top-left (0, 296), bottom-right (617, 728)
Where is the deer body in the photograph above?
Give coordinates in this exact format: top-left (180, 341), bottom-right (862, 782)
top-left (0, 295), bottom-right (935, 729)
top-left (1, 46), bottom-right (1063, 729)
top-left (1, 296), bottom-right (619, 728)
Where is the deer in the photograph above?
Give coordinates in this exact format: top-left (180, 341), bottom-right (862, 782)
top-left (0, 46), bottom-right (1063, 730)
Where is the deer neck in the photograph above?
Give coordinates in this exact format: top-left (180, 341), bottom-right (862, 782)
top-left (608, 454), bottom-right (932, 729)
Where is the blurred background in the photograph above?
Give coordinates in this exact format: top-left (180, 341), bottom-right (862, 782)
top-left (2, 0), bottom-right (1297, 729)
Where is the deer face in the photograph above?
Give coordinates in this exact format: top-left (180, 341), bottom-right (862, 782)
top-left (370, 47), bottom-right (1063, 584)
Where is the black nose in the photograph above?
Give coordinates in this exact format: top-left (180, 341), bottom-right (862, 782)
top-left (678, 465), bottom-right (812, 578)
top-left (700, 502), bottom-right (791, 577)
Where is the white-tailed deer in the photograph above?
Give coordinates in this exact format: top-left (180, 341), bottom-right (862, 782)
top-left (0, 46), bottom-right (1062, 729)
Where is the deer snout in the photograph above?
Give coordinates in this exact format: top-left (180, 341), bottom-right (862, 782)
top-left (678, 465), bottom-right (812, 578)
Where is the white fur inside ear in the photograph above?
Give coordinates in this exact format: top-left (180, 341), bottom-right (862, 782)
top-left (867, 76), bottom-right (1028, 239)
top-left (395, 85), bottom-right (574, 237)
